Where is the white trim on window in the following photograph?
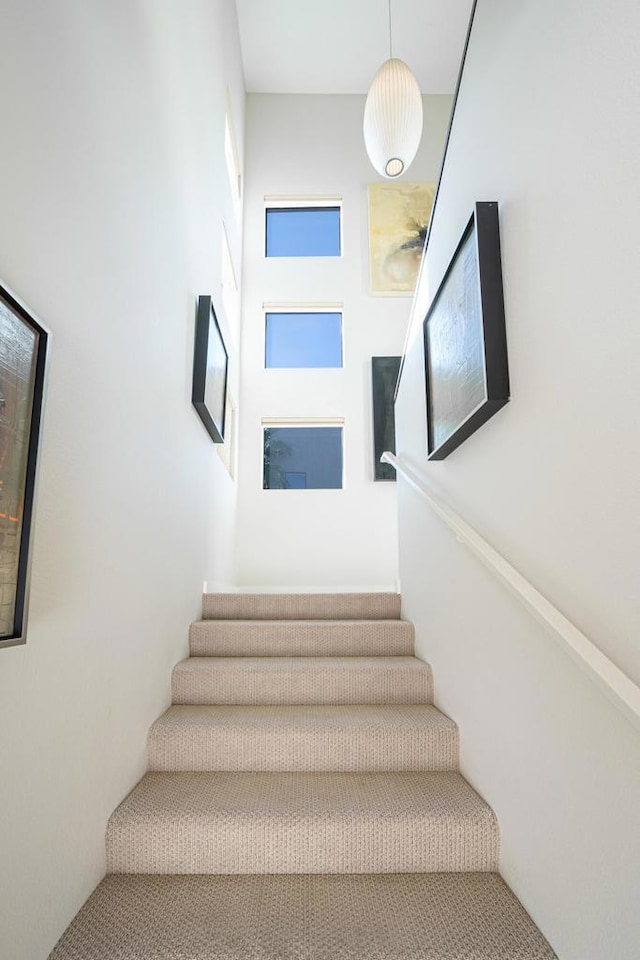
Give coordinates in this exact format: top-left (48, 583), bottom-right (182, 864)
top-left (263, 304), bottom-right (345, 370)
top-left (262, 417), bottom-right (345, 427)
top-left (263, 195), bottom-right (341, 206)
top-left (263, 198), bottom-right (343, 258)
top-left (263, 301), bottom-right (343, 312)
top-left (261, 420), bottom-right (346, 490)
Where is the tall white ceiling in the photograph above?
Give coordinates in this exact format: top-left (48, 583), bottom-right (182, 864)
top-left (235, 0), bottom-right (474, 95)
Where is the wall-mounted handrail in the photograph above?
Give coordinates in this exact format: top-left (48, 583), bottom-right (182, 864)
top-left (382, 451), bottom-right (640, 733)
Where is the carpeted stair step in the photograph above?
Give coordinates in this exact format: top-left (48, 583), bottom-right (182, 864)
top-left (48, 872), bottom-right (556, 960)
top-left (171, 656), bottom-right (433, 705)
top-left (106, 771), bottom-right (498, 874)
top-left (190, 618), bottom-right (414, 657)
top-left (147, 704), bottom-right (458, 772)
top-left (202, 592), bottom-right (401, 621)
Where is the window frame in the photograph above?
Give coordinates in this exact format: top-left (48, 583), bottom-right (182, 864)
top-left (263, 303), bottom-right (344, 370)
top-left (261, 419), bottom-right (345, 491)
top-left (263, 196), bottom-right (343, 259)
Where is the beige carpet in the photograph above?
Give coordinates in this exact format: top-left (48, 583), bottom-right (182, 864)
top-left (171, 655), bottom-right (433, 705)
top-left (189, 618), bottom-right (414, 657)
top-left (106, 770), bottom-right (498, 874)
top-left (147, 703), bottom-right (458, 771)
top-left (49, 592), bottom-right (556, 958)
top-left (49, 873), bottom-right (556, 960)
top-left (202, 592), bottom-right (401, 620)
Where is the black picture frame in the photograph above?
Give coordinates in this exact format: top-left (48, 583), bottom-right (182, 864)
top-left (372, 356), bottom-right (401, 481)
top-left (192, 296), bottom-right (228, 444)
top-left (423, 202), bottom-right (509, 460)
top-left (0, 281), bottom-right (48, 647)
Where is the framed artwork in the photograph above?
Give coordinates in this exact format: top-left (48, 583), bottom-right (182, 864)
top-left (372, 356), bottom-right (401, 481)
top-left (423, 202), bottom-right (509, 460)
top-left (216, 389), bottom-right (236, 479)
top-left (368, 182), bottom-right (435, 295)
top-left (0, 281), bottom-right (48, 647)
top-left (192, 296), bottom-right (228, 444)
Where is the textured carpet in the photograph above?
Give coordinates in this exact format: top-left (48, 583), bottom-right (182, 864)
top-left (171, 656), bottom-right (433, 705)
top-left (106, 771), bottom-right (498, 874)
top-left (189, 618), bottom-right (414, 657)
top-left (202, 592), bottom-right (402, 621)
top-left (48, 592), bottom-right (556, 959)
top-left (147, 704), bottom-right (458, 772)
top-left (48, 873), bottom-right (556, 960)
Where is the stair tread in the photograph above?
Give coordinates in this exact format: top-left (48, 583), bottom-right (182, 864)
top-left (49, 873), bottom-right (556, 960)
top-left (107, 771), bottom-right (498, 873)
top-left (148, 704), bottom-right (458, 772)
top-left (48, 598), bottom-right (556, 954)
top-left (189, 618), bottom-right (414, 657)
top-left (174, 655), bottom-right (430, 672)
top-left (110, 770), bottom-right (493, 821)
top-left (112, 772), bottom-right (493, 820)
top-left (152, 702), bottom-right (454, 731)
top-left (193, 618), bottom-right (411, 626)
top-left (171, 656), bottom-right (433, 706)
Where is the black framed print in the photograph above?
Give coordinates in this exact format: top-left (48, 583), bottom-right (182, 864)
top-left (372, 356), bottom-right (401, 481)
top-left (192, 296), bottom-right (228, 444)
top-left (423, 202), bottom-right (509, 460)
top-left (0, 281), bottom-right (48, 647)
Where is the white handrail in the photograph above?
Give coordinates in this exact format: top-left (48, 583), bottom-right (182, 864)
top-left (382, 451), bottom-right (640, 732)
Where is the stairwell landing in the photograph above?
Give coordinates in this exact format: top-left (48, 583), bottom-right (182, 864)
top-left (49, 592), bottom-right (555, 959)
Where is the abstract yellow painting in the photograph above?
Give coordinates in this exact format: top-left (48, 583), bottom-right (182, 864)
top-left (368, 182), bottom-right (436, 295)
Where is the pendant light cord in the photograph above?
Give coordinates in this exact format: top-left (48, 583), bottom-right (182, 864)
top-left (388, 0), bottom-right (393, 58)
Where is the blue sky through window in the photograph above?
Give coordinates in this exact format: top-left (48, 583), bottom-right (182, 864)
top-left (265, 312), bottom-right (342, 368)
top-left (265, 207), bottom-right (341, 257)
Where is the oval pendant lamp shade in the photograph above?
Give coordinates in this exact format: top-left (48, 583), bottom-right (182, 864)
top-left (363, 58), bottom-right (423, 179)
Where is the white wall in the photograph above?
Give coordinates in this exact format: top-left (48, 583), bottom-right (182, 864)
top-left (236, 94), bottom-right (451, 589)
top-left (395, 1), bottom-right (640, 957)
top-left (0, 2), bottom-right (244, 957)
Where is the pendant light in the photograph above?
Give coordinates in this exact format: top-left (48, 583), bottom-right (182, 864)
top-left (363, 0), bottom-right (423, 179)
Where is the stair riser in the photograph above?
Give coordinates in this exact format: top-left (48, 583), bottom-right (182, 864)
top-left (147, 727), bottom-right (458, 772)
top-left (171, 669), bottom-right (433, 705)
top-left (107, 821), bottom-right (497, 874)
top-left (202, 593), bottom-right (401, 621)
top-left (190, 621), bottom-right (414, 657)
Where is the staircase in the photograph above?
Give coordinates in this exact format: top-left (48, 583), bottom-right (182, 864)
top-left (49, 592), bottom-right (555, 959)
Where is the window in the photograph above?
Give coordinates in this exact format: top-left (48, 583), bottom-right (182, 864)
top-left (224, 108), bottom-right (242, 228)
top-left (265, 206), bottom-right (341, 257)
top-left (217, 390), bottom-right (236, 479)
top-left (263, 425), bottom-right (343, 489)
top-left (221, 224), bottom-right (239, 343)
top-left (224, 112), bottom-right (241, 205)
top-left (265, 311), bottom-right (342, 368)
